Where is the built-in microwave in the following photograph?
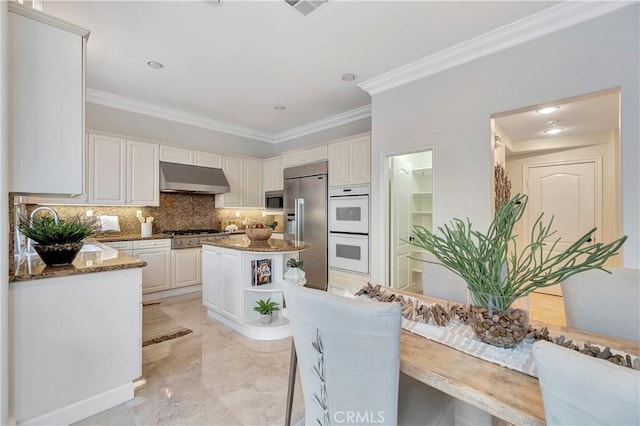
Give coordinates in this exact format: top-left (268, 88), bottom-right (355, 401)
top-left (265, 190), bottom-right (284, 210)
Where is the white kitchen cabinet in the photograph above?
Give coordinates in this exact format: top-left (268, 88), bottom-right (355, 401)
top-left (127, 139), bottom-right (159, 206)
top-left (102, 241), bottom-right (133, 255)
top-left (133, 240), bottom-right (171, 294)
top-left (194, 151), bottom-right (223, 168)
top-left (202, 245), bottom-right (241, 321)
top-left (88, 133), bottom-right (127, 205)
top-left (159, 145), bottom-right (193, 165)
top-left (88, 133), bottom-right (159, 206)
top-left (262, 156), bottom-right (284, 192)
top-left (171, 248), bottom-right (201, 288)
top-left (282, 145), bottom-right (328, 168)
top-left (216, 156), bottom-right (263, 208)
top-left (328, 134), bottom-right (370, 187)
top-left (160, 144), bottom-right (223, 168)
top-left (8, 4), bottom-right (89, 195)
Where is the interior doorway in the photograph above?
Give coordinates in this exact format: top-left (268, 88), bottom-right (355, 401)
top-left (492, 89), bottom-right (621, 295)
top-left (387, 150), bottom-right (433, 293)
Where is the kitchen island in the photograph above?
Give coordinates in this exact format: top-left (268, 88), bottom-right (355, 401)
top-left (201, 238), bottom-right (309, 340)
top-left (9, 241), bottom-right (145, 425)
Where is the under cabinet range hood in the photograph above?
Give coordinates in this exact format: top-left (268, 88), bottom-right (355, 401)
top-left (159, 162), bottom-right (230, 194)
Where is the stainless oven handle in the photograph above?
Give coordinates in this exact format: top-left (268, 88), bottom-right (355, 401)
top-left (295, 198), bottom-right (304, 241)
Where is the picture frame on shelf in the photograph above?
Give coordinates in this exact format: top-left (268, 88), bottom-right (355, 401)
top-left (252, 259), bottom-right (272, 286)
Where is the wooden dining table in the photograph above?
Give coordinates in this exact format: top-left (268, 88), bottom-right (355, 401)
top-left (399, 291), bottom-right (640, 425)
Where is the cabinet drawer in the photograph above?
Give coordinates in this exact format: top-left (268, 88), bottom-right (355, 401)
top-left (103, 241), bottom-right (134, 251)
top-left (133, 239), bottom-right (171, 249)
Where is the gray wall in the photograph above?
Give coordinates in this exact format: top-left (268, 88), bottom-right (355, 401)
top-left (370, 5), bottom-right (639, 282)
top-left (86, 102), bottom-right (371, 158)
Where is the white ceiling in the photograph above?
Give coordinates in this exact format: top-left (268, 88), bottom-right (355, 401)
top-left (43, 1), bottom-right (559, 141)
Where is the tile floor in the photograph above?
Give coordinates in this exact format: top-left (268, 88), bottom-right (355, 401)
top-left (75, 290), bottom-right (566, 425)
top-left (75, 291), bottom-right (304, 425)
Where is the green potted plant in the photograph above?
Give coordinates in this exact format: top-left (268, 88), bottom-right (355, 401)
top-left (19, 214), bottom-right (100, 267)
top-left (253, 298), bottom-right (280, 325)
top-left (284, 257), bottom-right (306, 283)
top-left (408, 193), bottom-right (626, 348)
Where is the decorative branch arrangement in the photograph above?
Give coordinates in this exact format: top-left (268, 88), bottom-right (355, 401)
top-left (494, 163), bottom-right (511, 214)
top-left (311, 329), bottom-right (330, 426)
top-left (356, 283), bottom-right (640, 370)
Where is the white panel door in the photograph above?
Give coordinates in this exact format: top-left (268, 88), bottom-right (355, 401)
top-left (348, 135), bottom-right (371, 185)
top-left (526, 160), bottom-right (599, 295)
top-left (159, 145), bottom-right (193, 165)
top-left (172, 248), bottom-right (201, 288)
top-left (262, 156), bottom-right (283, 192)
top-left (88, 134), bottom-right (126, 205)
top-left (216, 156), bottom-right (243, 207)
top-left (243, 158), bottom-right (263, 207)
top-left (328, 141), bottom-right (349, 187)
top-left (202, 247), bottom-right (221, 311)
top-left (390, 157), bottom-right (413, 290)
top-left (194, 151), bottom-right (222, 168)
top-left (135, 249), bottom-right (171, 294)
top-left (127, 139), bottom-right (159, 206)
top-left (220, 249), bottom-right (241, 321)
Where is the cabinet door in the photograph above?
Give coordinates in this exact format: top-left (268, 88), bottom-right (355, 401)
top-left (262, 156), bottom-right (283, 192)
top-left (243, 158), bottom-right (263, 207)
top-left (304, 145), bottom-right (328, 164)
top-left (172, 248), bottom-right (201, 288)
top-left (348, 135), bottom-right (371, 185)
top-left (220, 249), bottom-right (241, 321)
top-left (8, 9), bottom-right (85, 195)
top-left (216, 156), bottom-right (243, 207)
top-left (159, 145), bottom-right (193, 165)
top-left (328, 141), bottom-right (349, 187)
top-left (194, 151), bottom-right (223, 168)
top-left (88, 134), bottom-right (127, 205)
top-left (202, 247), bottom-right (221, 311)
top-left (282, 150), bottom-right (306, 168)
top-left (127, 139), bottom-right (159, 206)
top-left (135, 248), bottom-right (171, 294)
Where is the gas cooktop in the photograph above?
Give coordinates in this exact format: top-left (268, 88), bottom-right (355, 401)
top-left (163, 229), bottom-right (223, 236)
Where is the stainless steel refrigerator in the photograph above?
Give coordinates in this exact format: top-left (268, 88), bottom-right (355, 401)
top-left (284, 161), bottom-right (328, 290)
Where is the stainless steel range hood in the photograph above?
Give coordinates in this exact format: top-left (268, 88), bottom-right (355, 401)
top-left (159, 162), bottom-right (230, 194)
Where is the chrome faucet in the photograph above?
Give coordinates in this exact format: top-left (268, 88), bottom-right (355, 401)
top-left (25, 207), bottom-right (59, 254)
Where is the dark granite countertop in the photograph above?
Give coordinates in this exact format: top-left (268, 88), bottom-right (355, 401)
top-left (202, 238), bottom-right (308, 252)
top-left (93, 233), bottom-right (171, 242)
top-left (10, 240), bottom-right (147, 283)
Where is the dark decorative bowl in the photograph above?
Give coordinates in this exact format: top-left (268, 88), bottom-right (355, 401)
top-left (33, 242), bottom-right (84, 266)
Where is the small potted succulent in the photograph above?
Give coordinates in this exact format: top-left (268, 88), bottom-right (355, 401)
top-left (253, 298), bottom-right (280, 325)
top-left (19, 214), bottom-right (100, 266)
top-left (408, 193), bottom-right (626, 348)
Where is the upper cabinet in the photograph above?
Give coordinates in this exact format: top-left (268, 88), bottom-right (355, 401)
top-left (262, 156), bottom-right (284, 192)
top-left (282, 145), bottom-right (328, 168)
top-left (8, 4), bottom-right (89, 195)
top-left (216, 156), bottom-right (263, 208)
top-left (88, 133), bottom-right (159, 206)
top-left (328, 134), bottom-right (370, 187)
top-left (160, 145), bottom-right (222, 168)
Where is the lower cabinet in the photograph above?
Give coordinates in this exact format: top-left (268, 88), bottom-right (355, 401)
top-left (202, 245), bottom-right (241, 321)
top-left (171, 248), bottom-right (201, 288)
top-left (104, 240), bottom-right (171, 294)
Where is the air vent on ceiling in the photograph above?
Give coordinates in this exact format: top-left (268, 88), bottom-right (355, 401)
top-left (285, 0), bottom-right (328, 16)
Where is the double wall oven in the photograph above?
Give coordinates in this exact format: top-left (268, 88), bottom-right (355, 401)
top-left (329, 185), bottom-right (369, 274)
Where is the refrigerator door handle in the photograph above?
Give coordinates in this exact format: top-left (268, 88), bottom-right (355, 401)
top-left (295, 198), bottom-right (304, 241)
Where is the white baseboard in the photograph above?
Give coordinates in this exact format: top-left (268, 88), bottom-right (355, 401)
top-left (142, 284), bottom-right (201, 302)
top-left (18, 383), bottom-right (133, 425)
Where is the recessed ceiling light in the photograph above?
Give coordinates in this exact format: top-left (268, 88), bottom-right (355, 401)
top-left (341, 73), bottom-right (357, 82)
top-left (274, 105), bottom-right (286, 111)
top-left (203, 0), bottom-right (223, 6)
top-left (146, 60), bottom-right (164, 70)
top-left (544, 127), bottom-right (564, 135)
top-left (536, 106), bottom-right (559, 114)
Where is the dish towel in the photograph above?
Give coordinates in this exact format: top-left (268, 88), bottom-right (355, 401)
top-left (98, 215), bottom-right (120, 233)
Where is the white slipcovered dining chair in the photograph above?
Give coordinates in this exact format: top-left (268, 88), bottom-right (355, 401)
top-left (422, 255), bottom-right (493, 426)
top-left (561, 268), bottom-right (640, 342)
top-left (283, 281), bottom-right (453, 425)
top-left (533, 340), bottom-right (640, 425)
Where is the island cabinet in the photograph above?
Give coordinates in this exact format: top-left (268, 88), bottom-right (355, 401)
top-left (201, 239), bottom-right (309, 340)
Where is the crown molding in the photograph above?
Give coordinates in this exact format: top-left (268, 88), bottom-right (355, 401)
top-left (86, 89), bottom-right (274, 142)
top-left (87, 89), bottom-right (371, 144)
top-left (359, 1), bottom-right (634, 96)
top-left (271, 105), bottom-right (372, 143)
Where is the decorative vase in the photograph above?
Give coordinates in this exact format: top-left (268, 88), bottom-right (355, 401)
top-left (467, 292), bottom-right (529, 348)
top-left (260, 313), bottom-right (272, 325)
top-left (284, 267), bottom-right (306, 283)
top-left (33, 242), bottom-right (84, 267)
